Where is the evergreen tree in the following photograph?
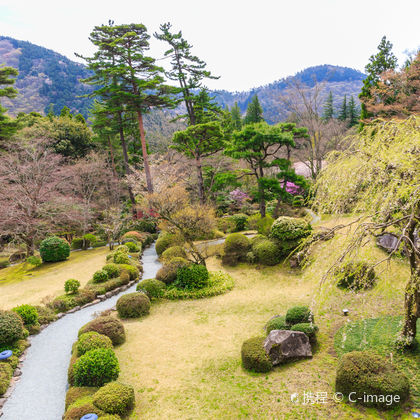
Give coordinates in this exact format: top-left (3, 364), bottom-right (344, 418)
top-left (338, 95), bottom-right (347, 121)
top-left (359, 36), bottom-right (398, 126)
top-left (243, 95), bottom-right (264, 125)
top-left (347, 96), bottom-right (359, 127)
top-left (60, 106), bottom-right (72, 119)
top-left (230, 102), bottom-right (242, 130)
top-left (0, 65), bottom-right (19, 146)
top-left (322, 91), bottom-right (334, 120)
top-left (154, 22), bottom-right (219, 126)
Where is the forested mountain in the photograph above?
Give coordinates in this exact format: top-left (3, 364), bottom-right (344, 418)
top-left (0, 35), bottom-right (364, 128)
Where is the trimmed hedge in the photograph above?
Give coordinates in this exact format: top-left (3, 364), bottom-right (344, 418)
top-left (73, 348), bottom-right (120, 387)
top-left (174, 264), bottom-right (209, 290)
top-left (102, 263), bottom-right (121, 279)
top-left (161, 245), bottom-right (186, 262)
top-left (270, 217), bottom-right (311, 255)
top-left (335, 262), bottom-right (376, 291)
top-left (335, 351), bottom-right (410, 409)
top-left (256, 215), bottom-right (274, 236)
top-left (12, 304), bottom-right (38, 326)
top-left (252, 239), bottom-right (281, 266)
top-left (223, 233), bottom-right (250, 265)
top-left (124, 241), bottom-right (140, 253)
top-left (116, 293), bottom-right (150, 318)
top-left (156, 258), bottom-right (189, 285)
top-left (77, 332), bottom-right (113, 357)
top-left (65, 279), bottom-right (80, 294)
top-left (93, 382), bottom-right (135, 415)
top-left (113, 252), bottom-right (130, 265)
top-left (0, 310), bottom-right (25, 344)
top-left (65, 386), bottom-right (98, 410)
top-left (155, 232), bottom-right (182, 256)
top-left (116, 264), bottom-right (139, 280)
top-left (285, 306), bottom-right (313, 325)
top-left (137, 279), bottom-right (166, 299)
top-left (78, 316), bottom-right (126, 346)
top-left (241, 336), bottom-right (273, 373)
top-left (265, 316), bottom-right (289, 334)
top-left (64, 396), bottom-right (105, 420)
top-left (39, 236), bottom-right (70, 262)
top-left (93, 270), bottom-right (109, 284)
top-left (0, 363), bottom-right (13, 396)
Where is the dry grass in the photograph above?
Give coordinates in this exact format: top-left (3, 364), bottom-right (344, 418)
top-left (115, 218), bottom-right (410, 419)
top-left (0, 247), bottom-right (109, 309)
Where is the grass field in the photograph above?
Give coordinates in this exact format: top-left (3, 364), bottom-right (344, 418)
top-left (0, 247), bottom-right (109, 309)
top-left (115, 219), bottom-right (415, 419)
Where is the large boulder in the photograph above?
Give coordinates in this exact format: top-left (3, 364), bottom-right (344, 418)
top-left (376, 233), bottom-right (400, 253)
top-left (263, 330), bottom-right (312, 365)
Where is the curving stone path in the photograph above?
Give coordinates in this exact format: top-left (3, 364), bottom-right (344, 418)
top-left (1, 244), bottom-right (161, 420)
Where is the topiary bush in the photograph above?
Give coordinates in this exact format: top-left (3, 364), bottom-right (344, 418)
top-left (270, 217), bottom-right (312, 255)
top-left (102, 263), bottom-right (121, 279)
top-left (252, 239), bottom-right (281, 266)
top-left (116, 264), bottom-right (139, 280)
top-left (137, 278), bottom-right (166, 300)
top-left (0, 310), bottom-right (25, 344)
top-left (256, 215), bottom-right (274, 236)
top-left (12, 304), bottom-right (39, 326)
top-left (291, 323), bottom-right (319, 344)
top-left (174, 264), bottom-right (209, 290)
top-left (285, 306), bottom-right (313, 325)
top-left (161, 245), bottom-right (186, 262)
top-left (116, 292), bottom-right (150, 318)
top-left (335, 351), bottom-right (410, 409)
top-left (286, 306), bottom-right (314, 325)
top-left (113, 252), bottom-right (130, 265)
top-left (156, 258), bottom-right (189, 285)
top-left (122, 231), bottom-right (143, 242)
top-left (65, 279), bottom-right (80, 295)
top-left (335, 262), bottom-right (376, 291)
top-left (83, 233), bottom-right (97, 249)
top-left (241, 336), bottom-right (273, 373)
top-left (73, 348), bottom-right (120, 387)
top-left (0, 363), bottom-right (13, 396)
top-left (39, 236), bottom-right (70, 262)
top-left (155, 232), bottom-right (182, 256)
top-left (223, 233), bottom-right (251, 266)
top-left (77, 332), bottom-right (113, 357)
top-left (65, 386), bottom-right (98, 410)
top-left (115, 245), bottom-right (129, 254)
top-left (26, 256), bottom-right (42, 267)
top-left (93, 382), bottom-right (135, 416)
top-left (92, 270), bottom-right (109, 284)
top-left (64, 396), bottom-right (105, 420)
top-left (265, 316), bottom-right (290, 334)
top-left (78, 316), bottom-right (126, 346)
top-left (124, 241), bottom-right (140, 253)
top-left (250, 234), bottom-right (267, 249)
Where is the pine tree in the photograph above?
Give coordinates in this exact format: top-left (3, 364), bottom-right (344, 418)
top-left (347, 96), bottom-right (359, 127)
top-left (0, 66), bottom-right (19, 146)
top-left (338, 95), bottom-right (348, 121)
top-left (243, 95), bottom-right (264, 125)
top-left (359, 36), bottom-right (398, 126)
top-left (322, 91), bottom-right (334, 120)
top-left (230, 102), bottom-right (242, 130)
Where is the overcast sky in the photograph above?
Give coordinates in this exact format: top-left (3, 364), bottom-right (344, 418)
top-left (0, 0), bottom-right (419, 91)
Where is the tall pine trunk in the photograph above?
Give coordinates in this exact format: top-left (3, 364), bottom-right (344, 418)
top-left (136, 111), bottom-right (153, 193)
top-left (107, 135), bottom-right (117, 177)
top-left (258, 166), bottom-right (266, 218)
top-left (195, 155), bottom-right (205, 204)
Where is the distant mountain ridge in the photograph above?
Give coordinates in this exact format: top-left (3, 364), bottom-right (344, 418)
top-left (0, 36), bottom-right (365, 125)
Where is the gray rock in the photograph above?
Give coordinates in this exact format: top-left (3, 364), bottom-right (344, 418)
top-left (97, 294), bottom-right (106, 300)
top-left (376, 233), bottom-right (400, 253)
top-left (264, 330), bottom-right (312, 365)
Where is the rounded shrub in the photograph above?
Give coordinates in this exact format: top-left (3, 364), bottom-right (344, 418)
top-left (161, 245), bottom-right (186, 262)
top-left (241, 336), bottom-right (273, 373)
top-left (335, 262), bottom-right (376, 291)
top-left (93, 381), bottom-right (135, 415)
top-left (65, 386), bottom-right (99, 410)
top-left (65, 278), bottom-right (80, 294)
top-left (156, 258), bottom-right (189, 285)
top-left (0, 310), bottom-right (25, 344)
top-left (115, 245), bottom-right (129, 254)
top-left (250, 234), bottom-right (267, 249)
top-left (83, 233), bottom-right (97, 248)
top-left (223, 233), bottom-right (251, 265)
top-left (113, 252), bottom-right (130, 265)
top-left (39, 236), bottom-right (70, 262)
top-left (122, 231), bottom-right (143, 242)
top-left (253, 239), bottom-right (281, 266)
top-left (93, 269), bottom-right (109, 284)
top-left (78, 316), bottom-right (126, 346)
top-left (73, 348), bottom-right (120, 387)
top-left (71, 237), bottom-right (84, 250)
top-left (174, 264), bottom-right (209, 290)
top-left (116, 264), bottom-right (139, 280)
top-left (246, 213), bottom-right (261, 230)
top-left (116, 293), bottom-right (150, 318)
top-left (335, 351), bottom-right (410, 409)
top-left (155, 232), bottom-right (182, 256)
top-left (256, 215), bottom-right (274, 236)
top-left (291, 323), bottom-right (319, 344)
top-left (77, 332), bottom-right (113, 357)
top-left (230, 213), bottom-right (248, 232)
top-left (124, 241), bottom-right (140, 253)
top-left (270, 217), bottom-right (312, 254)
top-left (12, 304), bottom-right (39, 326)
top-left (137, 279), bottom-right (166, 299)
top-left (285, 306), bottom-right (313, 325)
top-left (265, 316), bottom-right (290, 334)
top-left (64, 396), bottom-right (105, 420)
top-left (26, 256), bottom-right (42, 267)
top-left (102, 263), bottom-right (121, 279)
